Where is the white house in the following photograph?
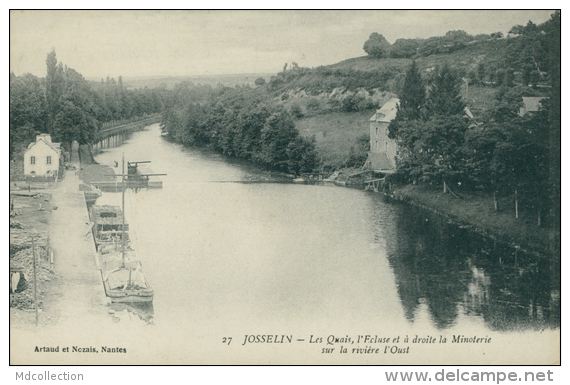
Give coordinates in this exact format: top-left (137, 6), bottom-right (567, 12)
top-left (24, 134), bottom-right (61, 178)
top-left (362, 98), bottom-right (400, 173)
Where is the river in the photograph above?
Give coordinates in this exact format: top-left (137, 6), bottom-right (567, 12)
top-left (15, 123), bottom-right (560, 365)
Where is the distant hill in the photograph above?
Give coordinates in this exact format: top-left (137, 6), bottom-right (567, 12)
top-left (86, 73), bottom-right (276, 90)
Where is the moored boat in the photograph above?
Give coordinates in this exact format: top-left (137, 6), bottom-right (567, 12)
top-left (98, 244), bottom-right (154, 303)
top-left (89, 205), bottom-right (129, 248)
top-left (95, 155), bottom-right (154, 303)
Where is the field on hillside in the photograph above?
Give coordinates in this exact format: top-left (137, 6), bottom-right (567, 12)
top-left (295, 111), bottom-right (372, 168)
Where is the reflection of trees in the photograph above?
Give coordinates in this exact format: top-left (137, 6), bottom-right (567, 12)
top-left (382, 205), bottom-right (467, 329)
top-left (377, 201), bottom-right (560, 331)
top-left (466, 247), bottom-right (559, 331)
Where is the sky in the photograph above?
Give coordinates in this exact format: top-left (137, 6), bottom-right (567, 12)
top-left (9, 10), bottom-right (556, 79)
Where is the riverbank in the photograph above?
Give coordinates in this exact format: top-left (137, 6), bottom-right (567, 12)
top-left (10, 191), bottom-right (58, 322)
top-left (10, 142), bottom-right (109, 328)
top-left (385, 183), bottom-right (558, 257)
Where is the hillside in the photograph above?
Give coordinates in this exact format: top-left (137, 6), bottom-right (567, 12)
top-left (262, 32), bottom-right (552, 170)
top-left (326, 37), bottom-right (509, 74)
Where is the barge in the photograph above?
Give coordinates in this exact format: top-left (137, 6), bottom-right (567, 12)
top-left (89, 205), bottom-right (129, 248)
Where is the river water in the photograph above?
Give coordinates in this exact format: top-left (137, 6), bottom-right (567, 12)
top-left (23, 123), bottom-right (560, 365)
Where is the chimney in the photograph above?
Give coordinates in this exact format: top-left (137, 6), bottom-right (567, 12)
top-left (36, 133), bottom-right (52, 143)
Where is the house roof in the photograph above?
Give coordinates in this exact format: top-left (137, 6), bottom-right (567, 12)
top-left (370, 98), bottom-right (400, 122)
top-left (26, 138), bottom-right (61, 154)
top-left (521, 97), bottom-right (545, 113)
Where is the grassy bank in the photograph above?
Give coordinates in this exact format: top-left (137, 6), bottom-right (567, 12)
top-left (388, 184), bottom-right (558, 256)
top-left (296, 111), bottom-right (372, 168)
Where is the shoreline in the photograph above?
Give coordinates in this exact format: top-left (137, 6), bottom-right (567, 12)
top-left (381, 183), bottom-right (558, 258)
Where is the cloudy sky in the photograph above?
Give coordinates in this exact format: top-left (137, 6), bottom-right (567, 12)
top-left (10, 10), bottom-right (555, 79)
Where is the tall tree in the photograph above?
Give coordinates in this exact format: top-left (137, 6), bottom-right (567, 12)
top-left (426, 64), bottom-right (465, 117)
top-left (398, 61), bottom-right (425, 120)
top-left (389, 61), bottom-right (426, 139)
top-left (45, 49), bottom-right (64, 135)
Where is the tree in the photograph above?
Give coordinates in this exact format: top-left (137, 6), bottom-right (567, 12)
top-left (45, 49), bottom-right (64, 135)
top-left (490, 85), bottom-right (539, 123)
top-left (286, 135), bottom-right (318, 175)
top-left (363, 33), bottom-right (391, 58)
top-left (9, 73), bottom-right (47, 157)
top-left (347, 133), bottom-right (370, 168)
top-left (289, 102), bottom-right (304, 119)
top-left (259, 108), bottom-right (298, 171)
top-left (504, 68), bottom-right (515, 87)
top-left (426, 64), bottom-right (465, 117)
top-left (522, 65), bottom-right (532, 86)
top-left (543, 10), bottom-right (561, 230)
top-left (340, 94), bottom-right (364, 112)
top-left (509, 25), bottom-right (525, 35)
top-left (396, 115), bottom-right (469, 184)
top-left (234, 102), bottom-right (270, 159)
top-left (254, 77), bottom-right (266, 87)
top-left (389, 61), bottom-right (426, 140)
top-left (55, 66), bottom-right (100, 144)
top-left (53, 100), bottom-right (97, 145)
top-left (444, 30), bottom-right (472, 51)
top-left (477, 63), bottom-right (486, 84)
top-left (390, 39), bottom-right (419, 58)
top-left (495, 68), bottom-right (506, 87)
top-left (399, 61), bottom-right (425, 120)
top-left (391, 64), bottom-right (468, 186)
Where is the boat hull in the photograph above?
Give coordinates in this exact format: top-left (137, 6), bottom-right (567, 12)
top-left (99, 251), bottom-right (154, 303)
top-left (102, 285), bottom-right (154, 303)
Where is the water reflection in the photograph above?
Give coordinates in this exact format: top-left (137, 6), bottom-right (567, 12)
top-left (369, 195), bottom-right (560, 331)
top-left (107, 302), bottom-right (154, 325)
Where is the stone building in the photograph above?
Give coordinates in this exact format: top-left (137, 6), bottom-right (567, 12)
top-left (362, 98), bottom-right (399, 173)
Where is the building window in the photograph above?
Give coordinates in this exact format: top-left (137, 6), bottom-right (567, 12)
top-left (30, 156), bottom-right (35, 165)
top-left (375, 127), bottom-right (378, 137)
top-left (46, 156), bottom-right (52, 165)
top-left (375, 141), bottom-right (378, 150)
top-left (385, 142), bottom-right (388, 150)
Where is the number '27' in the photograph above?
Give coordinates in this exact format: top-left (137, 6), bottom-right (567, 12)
top-left (222, 337), bottom-right (232, 345)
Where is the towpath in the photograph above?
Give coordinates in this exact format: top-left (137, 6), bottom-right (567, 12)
top-left (43, 142), bottom-right (110, 327)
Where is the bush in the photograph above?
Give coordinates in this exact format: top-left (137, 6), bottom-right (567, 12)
top-left (289, 103), bottom-right (304, 119)
top-left (306, 98), bottom-right (320, 111)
